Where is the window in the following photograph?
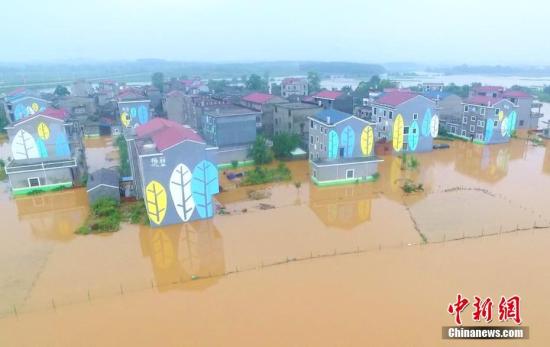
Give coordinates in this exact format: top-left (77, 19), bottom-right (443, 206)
top-left (383, 110), bottom-right (387, 117)
top-left (313, 169), bottom-right (317, 178)
top-left (462, 116), bottom-right (468, 124)
top-left (412, 127), bottom-right (417, 134)
top-left (28, 177), bottom-right (40, 187)
top-left (469, 125), bottom-right (475, 132)
top-left (378, 116), bottom-right (382, 123)
top-left (288, 110), bottom-right (291, 117)
top-left (413, 113), bottom-right (418, 120)
top-left (471, 115), bottom-right (476, 122)
top-left (310, 135), bottom-right (314, 144)
top-left (310, 120), bottom-right (314, 128)
top-left (480, 107), bottom-right (486, 115)
top-left (464, 105), bottom-right (469, 112)
top-left (493, 120), bottom-right (498, 126)
top-left (478, 120), bottom-right (485, 127)
top-left (316, 136), bottom-right (319, 143)
top-left (495, 108), bottom-right (500, 115)
top-left (346, 169), bottom-right (354, 179)
top-left (389, 111), bottom-right (393, 118)
top-left (461, 130), bottom-right (467, 136)
top-left (476, 133), bottom-right (484, 140)
top-left (373, 108), bottom-right (377, 115)
top-left (519, 120), bottom-right (525, 126)
top-left (403, 126), bottom-right (409, 135)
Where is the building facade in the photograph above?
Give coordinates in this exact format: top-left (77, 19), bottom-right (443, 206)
top-left (117, 92), bottom-right (152, 132)
top-left (273, 103), bottom-right (322, 146)
top-left (281, 77), bottom-right (308, 98)
top-left (2, 88), bottom-right (51, 123)
top-left (127, 118), bottom-right (219, 227)
top-left (240, 92), bottom-right (287, 137)
top-left (423, 91), bottom-right (463, 133)
top-left (308, 109), bottom-right (381, 185)
top-left (3, 108), bottom-right (86, 195)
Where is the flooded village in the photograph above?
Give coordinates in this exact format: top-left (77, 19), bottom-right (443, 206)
top-left (1, 73), bottom-right (550, 346)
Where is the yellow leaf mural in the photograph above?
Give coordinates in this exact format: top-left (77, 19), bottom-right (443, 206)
top-left (152, 230), bottom-right (175, 269)
top-left (31, 102), bottom-right (40, 113)
top-left (360, 126), bottom-right (374, 156)
top-left (392, 114), bottom-right (404, 152)
top-left (37, 122), bottom-right (50, 140)
top-left (498, 110), bottom-right (504, 122)
top-left (121, 111), bottom-right (131, 128)
top-left (146, 180), bottom-right (167, 225)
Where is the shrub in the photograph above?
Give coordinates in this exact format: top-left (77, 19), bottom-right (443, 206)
top-left (249, 136), bottom-right (273, 165)
top-left (231, 160), bottom-right (239, 168)
top-left (272, 133), bottom-right (300, 159)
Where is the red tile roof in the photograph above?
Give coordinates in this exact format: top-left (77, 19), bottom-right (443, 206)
top-left (166, 90), bottom-right (185, 98)
top-left (313, 90), bottom-right (343, 100)
top-left (7, 87), bottom-right (27, 97)
top-left (136, 118), bottom-right (204, 151)
top-left (117, 89), bottom-right (145, 101)
top-left (242, 92), bottom-right (275, 104)
top-left (374, 91), bottom-right (419, 107)
top-left (465, 95), bottom-right (503, 106)
top-left (502, 90), bottom-right (531, 98)
top-left (474, 85), bottom-right (504, 93)
top-left (41, 107), bottom-right (70, 120)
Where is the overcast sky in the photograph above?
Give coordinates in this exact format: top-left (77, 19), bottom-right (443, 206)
top-left (1, 0), bottom-right (548, 65)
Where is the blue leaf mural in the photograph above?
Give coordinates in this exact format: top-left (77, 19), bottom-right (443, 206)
top-left (55, 133), bottom-right (70, 157)
top-left (340, 126), bottom-right (355, 158)
top-left (422, 108), bottom-right (432, 137)
top-left (508, 111), bottom-right (517, 134)
top-left (408, 120), bottom-right (420, 151)
top-left (14, 104), bottom-right (26, 121)
top-left (130, 107), bottom-right (137, 119)
top-left (138, 105), bottom-right (149, 124)
top-left (327, 130), bottom-right (339, 159)
top-left (191, 160), bottom-right (219, 219)
top-left (36, 138), bottom-right (48, 158)
top-left (485, 119), bottom-right (494, 142)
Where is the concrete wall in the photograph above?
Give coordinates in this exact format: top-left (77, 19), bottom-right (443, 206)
top-left (203, 114), bottom-right (256, 148)
top-left (164, 94), bottom-right (185, 124)
top-left (513, 97), bottom-right (533, 129)
top-left (87, 185), bottom-right (120, 205)
top-left (216, 146), bottom-right (250, 164)
top-left (311, 160), bottom-right (379, 182)
top-left (273, 104), bottom-right (322, 143)
top-left (8, 167), bottom-right (74, 190)
top-left (118, 100), bottom-right (151, 133)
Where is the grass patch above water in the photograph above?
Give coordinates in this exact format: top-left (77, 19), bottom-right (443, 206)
top-left (241, 162), bottom-right (292, 186)
top-left (76, 198), bottom-right (149, 235)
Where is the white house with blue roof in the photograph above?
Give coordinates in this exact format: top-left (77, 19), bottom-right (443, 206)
top-left (307, 109), bottom-right (382, 186)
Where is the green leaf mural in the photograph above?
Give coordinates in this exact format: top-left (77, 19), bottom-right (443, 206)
top-left (327, 130), bottom-right (339, 159)
top-left (422, 108), bottom-right (432, 137)
top-left (341, 126), bottom-right (355, 158)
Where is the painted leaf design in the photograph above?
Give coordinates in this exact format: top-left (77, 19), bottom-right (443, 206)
top-left (55, 133), bottom-right (70, 156)
top-left (120, 112), bottom-right (131, 127)
top-left (11, 129), bottom-right (40, 160)
top-left (430, 114), bottom-right (439, 138)
top-left (508, 110), bottom-right (517, 133)
top-left (192, 160), bottom-right (219, 219)
top-left (498, 110), bottom-right (504, 122)
top-left (31, 102), bottom-right (40, 113)
top-left (170, 163), bottom-right (196, 222)
top-left (501, 117), bottom-right (509, 137)
top-left (145, 180), bottom-right (167, 225)
top-left (130, 107), bottom-right (137, 119)
top-left (408, 120), bottom-right (419, 151)
top-left (14, 104), bottom-right (26, 121)
top-left (152, 230), bottom-right (175, 269)
top-left (36, 138), bottom-right (48, 158)
top-left (360, 126), bottom-right (374, 156)
top-left (485, 119), bottom-right (494, 142)
top-left (138, 105), bottom-right (149, 124)
top-left (392, 114), bottom-right (404, 152)
top-left (327, 130), bottom-right (339, 159)
top-left (422, 108), bottom-right (432, 137)
top-left (340, 126), bottom-right (355, 158)
top-left (37, 122), bottom-right (50, 140)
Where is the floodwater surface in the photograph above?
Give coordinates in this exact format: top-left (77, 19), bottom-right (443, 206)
top-left (0, 136), bottom-right (549, 346)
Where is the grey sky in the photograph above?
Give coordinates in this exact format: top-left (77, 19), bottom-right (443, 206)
top-left (1, 0), bottom-right (548, 65)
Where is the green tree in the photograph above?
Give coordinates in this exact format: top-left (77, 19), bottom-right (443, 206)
top-left (307, 71), bottom-right (321, 93)
top-left (443, 83), bottom-right (470, 98)
top-left (341, 85), bottom-right (353, 93)
top-left (0, 107), bottom-right (7, 133)
top-left (249, 136), bottom-right (273, 165)
top-left (272, 133), bottom-right (300, 159)
top-left (54, 85), bottom-right (70, 97)
top-left (246, 74), bottom-right (264, 91)
top-left (271, 83), bottom-right (281, 96)
top-left (151, 72), bottom-right (164, 92)
top-left (207, 79), bottom-right (228, 93)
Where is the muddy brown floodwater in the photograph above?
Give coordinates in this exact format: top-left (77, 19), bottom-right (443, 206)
top-left (0, 136), bottom-right (549, 346)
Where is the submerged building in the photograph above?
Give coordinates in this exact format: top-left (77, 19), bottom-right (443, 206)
top-left (2, 88), bottom-right (51, 123)
top-left (127, 118), bottom-right (219, 227)
top-left (3, 108), bottom-right (86, 195)
top-left (308, 109), bottom-right (381, 186)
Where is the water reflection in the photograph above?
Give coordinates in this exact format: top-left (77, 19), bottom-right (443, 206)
top-left (544, 145), bottom-right (550, 175)
top-left (83, 136), bottom-right (118, 172)
top-left (139, 220), bottom-right (225, 291)
top-left (308, 184), bottom-right (374, 230)
top-left (14, 188), bottom-right (88, 241)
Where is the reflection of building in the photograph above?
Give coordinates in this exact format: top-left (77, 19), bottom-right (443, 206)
top-left (543, 146), bottom-right (550, 175)
top-left (15, 188), bottom-right (88, 241)
top-left (139, 220), bottom-right (225, 291)
top-left (309, 183), bottom-right (374, 230)
top-left (454, 143), bottom-right (510, 182)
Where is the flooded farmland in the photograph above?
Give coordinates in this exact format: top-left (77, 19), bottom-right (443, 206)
top-left (1, 136), bottom-right (550, 346)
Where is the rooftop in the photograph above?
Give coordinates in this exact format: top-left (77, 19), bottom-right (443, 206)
top-left (312, 108), bottom-right (352, 125)
top-left (242, 92), bottom-right (276, 104)
top-left (204, 104), bottom-right (260, 117)
top-left (464, 95), bottom-right (504, 106)
top-left (474, 85), bottom-right (504, 93)
top-left (276, 102), bottom-right (320, 110)
top-left (11, 107), bottom-right (69, 126)
top-left (136, 118), bottom-right (204, 153)
top-left (312, 90), bottom-right (343, 100)
top-left (373, 91), bottom-right (419, 107)
top-left (422, 90), bottom-right (452, 100)
top-left (87, 168), bottom-right (120, 190)
top-left (502, 90), bottom-right (532, 99)
top-left (282, 77), bottom-right (306, 85)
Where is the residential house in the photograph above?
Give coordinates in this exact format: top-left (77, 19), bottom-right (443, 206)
top-left (240, 92), bottom-right (287, 137)
top-left (308, 108), bottom-right (382, 185)
top-left (419, 82), bottom-right (444, 93)
top-left (281, 77), bottom-right (308, 98)
top-left (502, 90), bottom-right (542, 129)
top-left (448, 96), bottom-right (517, 144)
top-left (201, 104), bottom-right (261, 164)
top-left (117, 90), bottom-right (152, 132)
top-left (3, 108), bottom-right (86, 195)
top-left (273, 102), bottom-right (322, 146)
top-left (127, 118), bottom-right (219, 227)
top-left (422, 91), bottom-right (463, 132)
top-left (71, 79), bottom-right (93, 97)
top-left (164, 92), bottom-right (228, 129)
top-left (2, 88), bottom-right (51, 123)
top-left (370, 91), bottom-right (437, 154)
top-left (86, 168), bottom-right (120, 204)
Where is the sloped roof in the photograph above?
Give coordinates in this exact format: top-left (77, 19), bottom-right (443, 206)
top-left (474, 85), bottom-right (504, 93)
top-left (11, 107), bottom-right (69, 125)
top-left (166, 90), bottom-right (186, 98)
top-left (313, 90), bottom-right (343, 100)
top-left (136, 118), bottom-right (204, 151)
top-left (374, 91), bottom-right (419, 107)
top-left (502, 90), bottom-right (532, 99)
top-left (242, 92), bottom-right (276, 104)
top-left (423, 90), bottom-right (453, 100)
top-left (464, 95), bottom-right (504, 106)
top-left (87, 168), bottom-right (120, 190)
top-left (312, 108), bottom-right (352, 125)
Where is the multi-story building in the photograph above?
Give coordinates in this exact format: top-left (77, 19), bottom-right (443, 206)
top-left (308, 108), bottom-right (381, 186)
top-left (240, 92), bottom-right (288, 137)
top-left (419, 82), bottom-right (444, 93)
top-left (127, 118), bottom-right (219, 227)
top-left (422, 91), bottom-right (463, 133)
top-left (370, 91), bottom-right (437, 153)
top-left (447, 96), bottom-right (517, 144)
top-left (273, 102), bottom-right (322, 146)
top-left (117, 90), bottom-right (151, 132)
top-left (281, 77), bottom-right (308, 98)
top-left (3, 108), bottom-right (86, 195)
top-left (201, 104), bottom-right (260, 165)
top-left (2, 88), bottom-right (51, 123)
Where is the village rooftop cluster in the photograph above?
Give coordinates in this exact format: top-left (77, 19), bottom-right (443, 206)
top-left (1, 77), bottom-right (546, 227)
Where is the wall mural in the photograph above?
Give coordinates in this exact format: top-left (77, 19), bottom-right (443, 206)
top-left (54, 133), bottom-right (70, 157)
top-left (120, 105), bottom-right (149, 128)
top-left (11, 129), bottom-right (40, 160)
top-left (430, 114), bottom-right (439, 138)
top-left (36, 139), bottom-right (48, 158)
top-left (360, 126), bottom-right (374, 156)
top-left (498, 110), bottom-right (504, 122)
top-left (508, 111), bottom-right (517, 134)
top-left (408, 120), bottom-right (420, 151)
top-left (138, 105), bottom-right (149, 124)
top-left (392, 114), bottom-right (404, 152)
top-left (485, 119), bottom-right (494, 142)
top-left (191, 160), bottom-right (219, 219)
top-left (10, 120), bottom-right (69, 160)
top-left (422, 108), bottom-right (432, 137)
top-left (145, 180), bottom-right (168, 225)
top-left (13, 101), bottom-right (46, 121)
top-left (500, 117), bottom-right (509, 137)
top-left (340, 126), bottom-right (355, 158)
top-left (37, 122), bottom-right (50, 140)
top-left (120, 111), bottom-right (131, 128)
top-left (327, 130), bottom-right (339, 159)
top-left (169, 163), bottom-right (195, 222)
